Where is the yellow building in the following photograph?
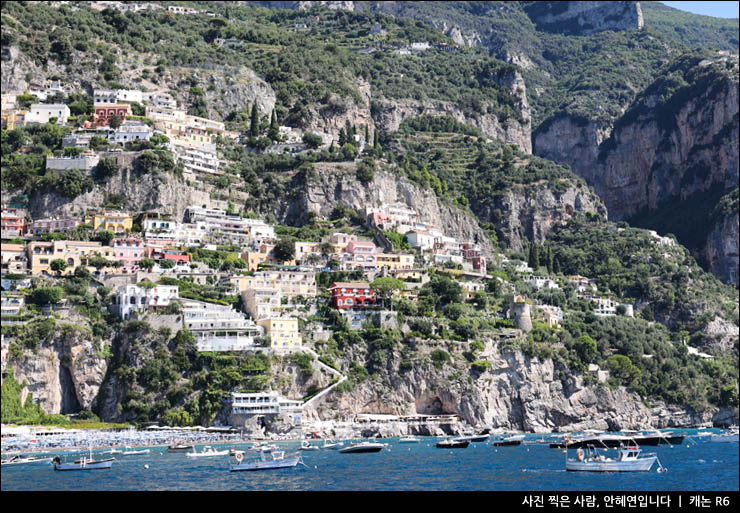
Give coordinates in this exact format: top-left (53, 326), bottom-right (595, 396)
top-left (27, 240), bottom-right (116, 276)
top-left (230, 269), bottom-right (317, 298)
top-left (257, 318), bottom-right (302, 351)
top-left (294, 241), bottom-right (321, 263)
top-left (85, 211), bottom-right (133, 233)
top-left (1, 109), bottom-right (27, 130)
top-left (240, 244), bottom-right (296, 271)
top-left (145, 106), bottom-right (227, 148)
top-left (375, 253), bottom-right (415, 271)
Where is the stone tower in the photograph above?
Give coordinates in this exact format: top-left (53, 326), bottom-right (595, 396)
top-left (509, 296), bottom-right (532, 333)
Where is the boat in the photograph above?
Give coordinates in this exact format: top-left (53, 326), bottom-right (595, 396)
top-left (121, 448), bottom-right (150, 456)
top-left (631, 431), bottom-right (685, 446)
top-left (338, 441), bottom-right (385, 453)
top-left (229, 449), bottom-right (301, 471)
top-left (399, 436), bottom-right (421, 443)
top-left (436, 438), bottom-right (469, 449)
top-left (454, 434), bottom-right (490, 443)
top-left (565, 446), bottom-right (660, 472)
top-left (709, 428), bottom-right (739, 443)
top-left (321, 439), bottom-right (344, 449)
top-left (299, 441), bottom-right (320, 451)
top-left (52, 450), bottom-right (115, 471)
top-left (186, 446), bottom-right (229, 458)
top-left (492, 434), bottom-right (525, 447)
top-left (1, 455), bottom-right (54, 466)
top-left (552, 434), bottom-right (630, 449)
top-left (167, 443), bottom-right (195, 453)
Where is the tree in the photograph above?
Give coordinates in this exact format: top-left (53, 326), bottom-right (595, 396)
top-left (338, 127), bottom-right (347, 146)
top-left (273, 238), bottom-right (296, 262)
top-left (574, 334), bottom-right (598, 364)
top-left (373, 129), bottom-right (379, 150)
top-left (302, 131), bottom-right (322, 149)
top-left (109, 113), bottom-right (122, 130)
top-left (50, 258), bottom-right (68, 276)
top-left (249, 103), bottom-right (259, 141)
top-left (139, 258), bottom-right (156, 271)
top-left (95, 157), bottom-right (119, 179)
top-left (31, 286), bottom-right (64, 306)
top-left (371, 277), bottom-right (405, 311)
top-left (87, 256), bottom-right (112, 270)
top-left (528, 243), bottom-right (539, 270)
top-left (268, 109), bottom-right (280, 141)
top-left (93, 229), bottom-right (115, 246)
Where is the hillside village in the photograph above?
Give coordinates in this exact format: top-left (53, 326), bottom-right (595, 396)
top-left (1, 0), bottom-right (737, 437)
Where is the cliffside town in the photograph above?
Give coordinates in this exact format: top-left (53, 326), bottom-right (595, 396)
top-left (1, 1), bottom-right (737, 436)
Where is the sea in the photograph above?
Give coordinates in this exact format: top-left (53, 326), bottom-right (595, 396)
top-left (1, 430), bottom-right (737, 492)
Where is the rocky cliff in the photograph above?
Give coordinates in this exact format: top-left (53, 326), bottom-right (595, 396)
top-left (8, 320), bottom-right (110, 415)
top-left (472, 182), bottom-right (606, 252)
top-left (702, 211), bottom-right (739, 286)
top-left (307, 338), bottom-right (654, 432)
top-left (523, 1), bottom-right (643, 35)
top-left (372, 70), bottom-right (532, 154)
top-left (273, 164), bottom-right (498, 257)
top-left (534, 52), bottom-right (739, 282)
top-left (24, 153), bottom-right (235, 223)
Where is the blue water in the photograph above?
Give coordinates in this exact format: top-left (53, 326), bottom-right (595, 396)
top-left (2, 433), bottom-right (737, 491)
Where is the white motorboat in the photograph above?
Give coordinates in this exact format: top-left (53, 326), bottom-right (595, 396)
top-left (299, 441), bottom-right (320, 451)
top-left (399, 436), bottom-right (421, 443)
top-left (1, 455), bottom-right (53, 466)
top-left (453, 433), bottom-right (490, 443)
top-left (709, 428), bottom-right (739, 443)
top-left (338, 441), bottom-right (385, 453)
top-left (186, 445), bottom-right (229, 458)
top-left (121, 448), bottom-right (150, 456)
top-left (321, 439), bottom-right (344, 449)
top-left (230, 449), bottom-right (301, 471)
top-left (566, 446), bottom-right (660, 472)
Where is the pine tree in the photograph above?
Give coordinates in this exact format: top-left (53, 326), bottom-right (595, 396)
top-left (268, 109), bottom-right (279, 141)
top-left (249, 103), bottom-right (259, 141)
top-left (546, 246), bottom-right (553, 274)
top-left (364, 124), bottom-right (369, 143)
top-left (338, 127), bottom-right (347, 146)
top-left (373, 129), bottom-right (378, 150)
top-left (553, 255), bottom-right (561, 275)
top-left (528, 243), bottom-right (539, 270)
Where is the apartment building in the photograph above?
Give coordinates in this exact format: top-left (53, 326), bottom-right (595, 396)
top-left (257, 317), bottom-right (302, 351)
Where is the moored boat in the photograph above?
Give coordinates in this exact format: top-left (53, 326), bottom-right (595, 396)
top-left (229, 449), bottom-right (301, 471)
top-left (52, 453), bottom-right (115, 471)
top-left (436, 438), bottom-right (469, 449)
top-left (565, 446), bottom-right (660, 473)
top-left (321, 439), bottom-right (344, 449)
top-left (709, 428), bottom-right (739, 443)
top-left (299, 441), bottom-right (320, 451)
top-left (167, 443), bottom-right (195, 453)
top-left (121, 448), bottom-right (151, 456)
top-left (186, 446), bottom-right (229, 458)
top-left (1, 455), bottom-right (54, 466)
top-left (454, 434), bottom-right (490, 443)
top-left (492, 435), bottom-right (525, 447)
top-left (399, 436), bottom-right (421, 443)
top-left (338, 441), bottom-right (385, 453)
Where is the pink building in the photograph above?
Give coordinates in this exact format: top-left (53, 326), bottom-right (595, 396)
top-left (112, 238), bottom-right (145, 273)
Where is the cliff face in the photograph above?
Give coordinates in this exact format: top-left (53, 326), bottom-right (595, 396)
top-left (9, 323), bottom-right (110, 415)
top-left (534, 53), bottom-right (739, 283)
top-left (372, 70), bottom-right (532, 154)
top-left (702, 212), bottom-right (739, 285)
top-left (25, 154), bottom-right (235, 223)
top-left (274, 164), bottom-right (498, 257)
top-left (308, 340), bottom-right (653, 432)
top-left (472, 182), bottom-right (606, 252)
top-left (524, 1), bottom-right (643, 35)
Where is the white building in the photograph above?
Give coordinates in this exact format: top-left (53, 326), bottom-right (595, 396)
top-left (525, 275), bottom-right (560, 290)
top-left (182, 300), bottom-right (264, 351)
top-left (93, 89), bottom-right (118, 104)
top-left (174, 145), bottom-right (223, 176)
top-left (1, 294), bottom-right (25, 317)
top-left (108, 122), bottom-right (152, 144)
top-left (27, 104), bottom-right (70, 125)
top-left (406, 230), bottom-right (437, 251)
top-left (230, 392), bottom-right (303, 425)
top-left (111, 284), bottom-right (179, 320)
top-left (116, 89), bottom-right (143, 104)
